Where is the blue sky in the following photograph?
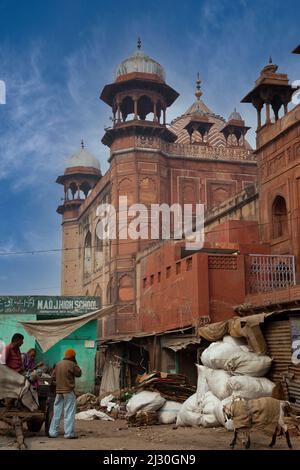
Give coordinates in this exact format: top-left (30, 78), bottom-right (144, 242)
top-left (0, 0), bottom-right (299, 295)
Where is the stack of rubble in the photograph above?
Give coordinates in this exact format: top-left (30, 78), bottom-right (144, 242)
top-left (136, 372), bottom-right (196, 403)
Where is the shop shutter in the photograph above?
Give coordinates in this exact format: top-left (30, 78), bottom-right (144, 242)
top-left (263, 318), bottom-right (300, 412)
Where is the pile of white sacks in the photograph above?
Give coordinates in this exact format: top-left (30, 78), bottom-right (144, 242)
top-left (126, 390), bottom-right (182, 424)
top-left (125, 335), bottom-right (275, 429)
top-left (176, 335), bottom-right (275, 430)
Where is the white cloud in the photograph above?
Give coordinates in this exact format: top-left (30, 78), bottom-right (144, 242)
top-left (0, 41), bottom-right (110, 191)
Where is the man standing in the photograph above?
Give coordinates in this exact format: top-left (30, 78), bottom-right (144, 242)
top-left (49, 348), bottom-right (82, 439)
top-left (4, 333), bottom-right (24, 372)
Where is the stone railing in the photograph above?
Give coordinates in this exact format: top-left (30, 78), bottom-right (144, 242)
top-left (135, 136), bottom-right (257, 162)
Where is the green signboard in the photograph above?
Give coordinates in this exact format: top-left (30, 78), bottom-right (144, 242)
top-left (0, 296), bottom-right (101, 316)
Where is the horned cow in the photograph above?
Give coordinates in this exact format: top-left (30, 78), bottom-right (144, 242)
top-left (223, 396), bottom-right (292, 449)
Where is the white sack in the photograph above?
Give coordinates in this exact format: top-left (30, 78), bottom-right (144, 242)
top-left (222, 335), bottom-right (248, 350)
top-left (157, 401), bottom-right (182, 424)
top-left (214, 396), bottom-right (234, 431)
top-left (199, 391), bottom-right (221, 428)
top-left (199, 413), bottom-right (220, 427)
top-left (224, 351), bottom-right (272, 377)
top-left (228, 376), bottom-right (275, 399)
top-left (196, 364), bottom-right (209, 404)
top-left (201, 341), bottom-right (241, 369)
top-left (126, 391), bottom-right (166, 417)
top-left (204, 368), bottom-right (232, 400)
top-left (176, 393), bottom-right (202, 427)
top-left (75, 409), bottom-right (114, 421)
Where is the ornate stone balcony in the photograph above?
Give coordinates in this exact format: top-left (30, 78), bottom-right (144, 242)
top-left (135, 136), bottom-right (256, 162)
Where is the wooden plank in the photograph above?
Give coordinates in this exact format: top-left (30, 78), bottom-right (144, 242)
top-left (0, 409), bottom-right (44, 419)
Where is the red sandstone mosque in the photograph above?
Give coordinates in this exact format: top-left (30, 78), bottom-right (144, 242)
top-left (56, 40), bottom-right (300, 386)
top-left (57, 40), bottom-right (256, 319)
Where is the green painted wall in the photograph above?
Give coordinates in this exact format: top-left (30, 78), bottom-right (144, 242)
top-left (0, 296), bottom-right (100, 393)
top-left (35, 320), bottom-right (97, 393)
top-left (0, 314), bottom-right (36, 351)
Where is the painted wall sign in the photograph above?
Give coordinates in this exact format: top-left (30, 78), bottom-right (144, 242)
top-left (0, 296), bottom-right (101, 316)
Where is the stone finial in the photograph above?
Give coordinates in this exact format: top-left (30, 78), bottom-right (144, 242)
top-left (137, 36), bottom-right (141, 50)
top-left (195, 72), bottom-right (202, 100)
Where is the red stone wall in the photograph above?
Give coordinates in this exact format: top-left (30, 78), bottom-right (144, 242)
top-left (136, 241), bottom-right (253, 334)
top-left (257, 104), bottom-right (300, 279)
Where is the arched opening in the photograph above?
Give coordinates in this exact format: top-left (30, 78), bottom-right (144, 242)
top-left (80, 181), bottom-right (92, 198)
top-left (138, 95), bottom-right (153, 120)
top-left (106, 277), bottom-right (115, 304)
top-left (95, 227), bottom-right (103, 268)
top-left (156, 101), bottom-right (163, 123)
top-left (67, 188), bottom-right (73, 200)
top-left (120, 96), bottom-right (134, 121)
top-left (272, 195), bottom-right (288, 238)
top-left (67, 182), bottom-right (78, 200)
top-left (271, 95), bottom-right (283, 121)
top-left (94, 284), bottom-right (102, 305)
top-left (83, 231), bottom-right (92, 275)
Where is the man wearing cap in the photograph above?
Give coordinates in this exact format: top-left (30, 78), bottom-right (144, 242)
top-left (48, 348), bottom-right (82, 439)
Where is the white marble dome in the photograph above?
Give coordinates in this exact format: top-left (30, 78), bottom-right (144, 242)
top-left (65, 147), bottom-right (100, 171)
top-left (228, 109), bottom-right (243, 121)
top-left (115, 50), bottom-right (165, 81)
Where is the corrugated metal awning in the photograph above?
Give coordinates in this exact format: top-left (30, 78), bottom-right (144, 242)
top-left (161, 335), bottom-right (201, 352)
top-left (98, 326), bottom-right (193, 345)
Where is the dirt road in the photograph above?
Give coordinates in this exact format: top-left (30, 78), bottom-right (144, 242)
top-left (1, 419), bottom-right (299, 450)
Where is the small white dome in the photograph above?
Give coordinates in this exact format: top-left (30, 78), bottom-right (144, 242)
top-left (65, 147), bottom-right (100, 171)
top-left (229, 109), bottom-right (243, 121)
top-left (115, 50), bottom-right (165, 81)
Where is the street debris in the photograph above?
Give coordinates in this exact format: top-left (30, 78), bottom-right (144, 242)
top-left (75, 409), bottom-right (114, 421)
top-left (72, 336), bottom-right (300, 437)
top-left (136, 372), bottom-right (196, 402)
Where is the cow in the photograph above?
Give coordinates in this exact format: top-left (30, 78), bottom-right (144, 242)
top-left (223, 396), bottom-right (292, 449)
top-left (0, 364), bottom-right (39, 412)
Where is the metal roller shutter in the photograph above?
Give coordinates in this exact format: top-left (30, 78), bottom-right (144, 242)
top-left (263, 318), bottom-right (300, 412)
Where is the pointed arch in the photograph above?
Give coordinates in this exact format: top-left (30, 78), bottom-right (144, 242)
top-left (95, 226), bottom-right (103, 269)
top-left (138, 95), bottom-right (153, 120)
top-left (118, 177), bottom-right (134, 205)
top-left (139, 177), bottom-right (156, 204)
top-left (94, 284), bottom-right (102, 306)
top-left (120, 96), bottom-right (134, 121)
top-left (83, 231), bottom-right (92, 275)
top-left (272, 195), bottom-right (288, 238)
